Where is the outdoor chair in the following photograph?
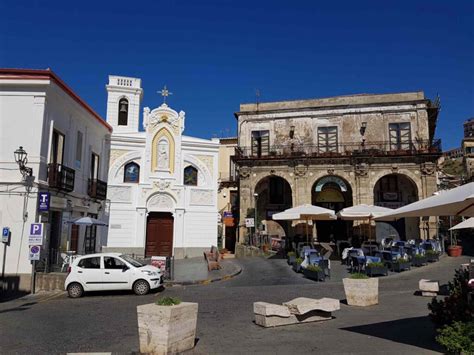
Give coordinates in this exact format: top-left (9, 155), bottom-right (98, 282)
top-left (350, 256), bottom-right (365, 273)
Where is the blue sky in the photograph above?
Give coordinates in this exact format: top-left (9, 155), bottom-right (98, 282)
top-left (1, 0), bottom-right (472, 149)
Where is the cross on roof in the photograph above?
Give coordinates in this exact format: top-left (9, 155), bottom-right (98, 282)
top-left (158, 85), bottom-right (173, 104)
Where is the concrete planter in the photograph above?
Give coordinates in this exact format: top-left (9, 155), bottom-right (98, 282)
top-left (287, 255), bottom-right (296, 265)
top-left (292, 262), bottom-right (302, 273)
top-left (365, 265), bottom-right (388, 277)
top-left (343, 278), bottom-right (378, 307)
top-left (302, 268), bottom-right (325, 281)
top-left (426, 253), bottom-right (439, 262)
top-left (137, 302), bottom-right (198, 354)
top-left (412, 256), bottom-right (427, 267)
top-left (392, 261), bottom-right (411, 272)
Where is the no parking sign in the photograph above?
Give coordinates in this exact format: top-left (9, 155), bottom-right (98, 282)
top-left (29, 245), bottom-right (41, 261)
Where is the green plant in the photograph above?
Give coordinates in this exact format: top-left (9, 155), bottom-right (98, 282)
top-left (155, 297), bottom-right (181, 306)
top-left (414, 254), bottom-right (425, 259)
top-left (306, 265), bottom-right (322, 272)
top-left (350, 273), bottom-right (369, 279)
top-left (366, 262), bottom-right (384, 268)
top-left (426, 250), bottom-right (439, 256)
top-left (295, 257), bottom-right (303, 265)
top-left (436, 321), bottom-right (474, 354)
top-left (394, 257), bottom-right (409, 264)
top-left (287, 251), bottom-right (296, 257)
top-left (428, 268), bottom-right (474, 327)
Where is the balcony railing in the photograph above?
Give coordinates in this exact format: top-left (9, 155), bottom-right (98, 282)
top-left (47, 163), bottom-right (75, 192)
top-left (88, 179), bottom-right (107, 200)
top-left (234, 139), bottom-right (441, 160)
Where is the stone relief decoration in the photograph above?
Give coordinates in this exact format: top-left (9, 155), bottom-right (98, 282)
top-left (157, 138), bottom-right (170, 170)
top-left (195, 155), bottom-right (214, 176)
top-left (109, 149), bottom-right (129, 166)
top-left (270, 169), bottom-right (276, 175)
top-left (294, 165), bottom-right (307, 177)
top-left (420, 163), bottom-right (436, 175)
top-left (190, 189), bottom-right (214, 206)
top-left (147, 193), bottom-right (175, 211)
top-left (151, 128), bottom-right (175, 173)
top-left (108, 186), bottom-right (132, 202)
top-left (391, 165), bottom-right (399, 174)
top-left (153, 179), bottom-right (171, 191)
top-left (238, 166), bottom-right (251, 179)
top-left (327, 168), bottom-right (335, 175)
top-left (143, 104), bottom-right (185, 135)
top-left (354, 163), bottom-right (368, 177)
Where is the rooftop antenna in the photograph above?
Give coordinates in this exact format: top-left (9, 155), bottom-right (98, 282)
top-left (255, 89), bottom-right (261, 111)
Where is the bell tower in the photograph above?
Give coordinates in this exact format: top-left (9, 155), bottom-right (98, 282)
top-left (106, 75), bottom-right (143, 133)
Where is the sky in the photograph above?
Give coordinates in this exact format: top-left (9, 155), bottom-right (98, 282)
top-left (0, 0), bottom-right (472, 149)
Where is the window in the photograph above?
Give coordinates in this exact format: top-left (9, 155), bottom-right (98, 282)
top-left (184, 166), bottom-right (198, 186)
top-left (85, 213), bottom-right (97, 254)
top-left (318, 127), bottom-right (338, 153)
top-left (50, 130), bottom-right (65, 165)
top-left (75, 131), bottom-right (83, 169)
top-left (118, 98), bottom-right (129, 126)
top-left (251, 130), bottom-right (269, 157)
top-left (90, 153), bottom-right (100, 180)
top-left (104, 257), bottom-right (125, 269)
top-left (124, 162), bottom-right (140, 183)
top-left (78, 257), bottom-right (101, 269)
top-left (389, 123), bottom-right (411, 151)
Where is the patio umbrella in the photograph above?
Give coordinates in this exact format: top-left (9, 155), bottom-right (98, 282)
top-left (337, 204), bottom-right (393, 240)
top-left (272, 204), bottom-right (336, 243)
top-left (450, 217), bottom-right (474, 230)
top-left (68, 216), bottom-right (108, 226)
top-left (375, 182), bottom-right (474, 221)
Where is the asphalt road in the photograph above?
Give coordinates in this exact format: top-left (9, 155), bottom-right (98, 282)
top-left (0, 255), bottom-right (469, 354)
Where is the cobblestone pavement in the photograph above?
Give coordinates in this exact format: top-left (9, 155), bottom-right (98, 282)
top-left (0, 255), bottom-right (469, 354)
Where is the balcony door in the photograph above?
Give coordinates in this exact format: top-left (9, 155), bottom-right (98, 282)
top-left (50, 130), bottom-right (65, 165)
top-left (389, 123), bottom-right (411, 151)
top-left (90, 153), bottom-right (99, 180)
top-left (251, 130), bottom-right (269, 157)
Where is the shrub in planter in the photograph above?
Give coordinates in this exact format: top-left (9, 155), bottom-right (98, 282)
top-left (436, 321), bottom-right (474, 354)
top-left (287, 251), bottom-right (296, 265)
top-left (292, 257), bottom-right (303, 273)
top-left (343, 273), bottom-right (378, 306)
top-left (366, 262), bottom-right (388, 277)
top-left (412, 254), bottom-right (427, 267)
top-left (392, 258), bottom-right (411, 272)
top-left (425, 250), bottom-right (440, 262)
top-left (137, 297), bottom-right (198, 354)
top-left (428, 268), bottom-right (474, 327)
top-left (303, 264), bottom-right (325, 281)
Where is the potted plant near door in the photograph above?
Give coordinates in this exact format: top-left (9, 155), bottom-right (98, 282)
top-left (447, 232), bottom-right (463, 257)
top-left (287, 251), bottom-right (296, 265)
top-left (137, 297), bottom-right (198, 354)
top-left (302, 264), bottom-right (325, 281)
top-left (343, 273), bottom-right (379, 306)
top-left (292, 257), bottom-right (303, 273)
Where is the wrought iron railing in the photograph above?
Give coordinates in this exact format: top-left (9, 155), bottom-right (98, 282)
top-left (234, 139), bottom-right (441, 159)
top-left (47, 163), bottom-right (75, 192)
top-left (88, 178), bottom-right (107, 200)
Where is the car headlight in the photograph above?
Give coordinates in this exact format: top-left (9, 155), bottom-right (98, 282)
top-left (141, 270), bottom-right (158, 276)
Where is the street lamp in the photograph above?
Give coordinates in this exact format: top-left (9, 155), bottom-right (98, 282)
top-left (253, 193), bottom-right (259, 242)
top-left (14, 146), bottom-right (33, 178)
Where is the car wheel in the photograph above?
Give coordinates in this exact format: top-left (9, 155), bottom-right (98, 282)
top-left (133, 279), bottom-right (150, 295)
top-left (67, 282), bottom-right (84, 298)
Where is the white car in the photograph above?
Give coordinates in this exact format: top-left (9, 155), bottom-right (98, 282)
top-left (65, 253), bottom-right (163, 298)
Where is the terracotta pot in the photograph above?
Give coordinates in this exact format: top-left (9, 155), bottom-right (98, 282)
top-left (447, 245), bottom-right (463, 257)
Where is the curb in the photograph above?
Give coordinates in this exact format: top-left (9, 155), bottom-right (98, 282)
top-left (164, 262), bottom-right (242, 287)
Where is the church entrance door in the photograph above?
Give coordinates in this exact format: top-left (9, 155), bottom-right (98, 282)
top-left (146, 212), bottom-right (174, 257)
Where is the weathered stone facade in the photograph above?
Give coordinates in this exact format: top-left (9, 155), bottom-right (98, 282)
top-left (234, 92), bottom-right (440, 242)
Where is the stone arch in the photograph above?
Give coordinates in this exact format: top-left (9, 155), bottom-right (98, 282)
top-left (151, 128), bottom-right (175, 173)
top-left (183, 154), bottom-right (212, 187)
top-left (370, 169), bottom-right (421, 198)
top-left (109, 151), bottom-right (142, 185)
top-left (146, 192), bottom-right (176, 213)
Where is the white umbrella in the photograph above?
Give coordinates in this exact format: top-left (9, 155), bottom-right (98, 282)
top-left (450, 217), bottom-right (474, 230)
top-left (375, 182), bottom-right (474, 221)
top-left (273, 204), bottom-right (336, 243)
top-left (68, 216), bottom-right (108, 226)
top-left (337, 204), bottom-right (393, 220)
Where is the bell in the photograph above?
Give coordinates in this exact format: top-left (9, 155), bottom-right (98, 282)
top-left (120, 102), bottom-right (127, 113)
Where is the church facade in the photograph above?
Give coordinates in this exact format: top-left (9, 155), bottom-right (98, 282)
top-left (104, 76), bottom-right (219, 259)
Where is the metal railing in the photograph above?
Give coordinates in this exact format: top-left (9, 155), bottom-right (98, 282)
top-left (235, 139), bottom-right (441, 159)
top-left (88, 178), bottom-right (107, 200)
top-left (47, 163), bottom-right (75, 192)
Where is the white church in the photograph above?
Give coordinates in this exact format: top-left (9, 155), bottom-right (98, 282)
top-left (103, 75), bottom-right (219, 259)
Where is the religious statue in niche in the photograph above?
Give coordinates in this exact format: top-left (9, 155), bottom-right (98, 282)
top-left (157, 138), bottom-right (169, 170)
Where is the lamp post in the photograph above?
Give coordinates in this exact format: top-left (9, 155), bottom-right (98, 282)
top-left (14, 146), bottom-right (33, 178)
top-left (253, 193), bottom-right (258, 246)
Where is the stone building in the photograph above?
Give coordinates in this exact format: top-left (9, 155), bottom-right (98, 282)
top-left (104, 76), bottom-right (219, 259)
top-left (233, 92), bottom-right (441, 243)
top-left (462, 118), bottom-right (474, 180)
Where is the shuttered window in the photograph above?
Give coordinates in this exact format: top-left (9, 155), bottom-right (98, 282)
top-left (389, 123), bottom-right (411, 150)
top-left (251, 130), bottom-right (269, 157)
top-left (318, 127), bottom-right (338, 153)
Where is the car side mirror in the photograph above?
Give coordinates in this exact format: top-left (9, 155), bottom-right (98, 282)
top-left (122, 265), bottom-right (129, 272)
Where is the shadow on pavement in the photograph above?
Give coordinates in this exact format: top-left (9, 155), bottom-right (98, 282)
top-left (340, 316), bottom-right (443, 353)
top-left (1, 276), bottom-right (30, 302)
top-left (78, 286), bottom-right (165, 299)
top-left (0, 301), bottom-right (37, 314)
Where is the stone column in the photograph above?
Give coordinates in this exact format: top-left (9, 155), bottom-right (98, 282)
top-left (294, 164), bottom-right (310, 205)
top-left (354, 164), bottom-right (371, 205)
top-left (420, 163), bottom-right (438, 239)
top-left (173, 208), bottom-right (185, 258)
top-left (237, 167), bottom-right (252, 244)
top-left (136, 207), bottom-right (147, 253)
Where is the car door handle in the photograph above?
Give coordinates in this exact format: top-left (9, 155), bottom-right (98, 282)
top-left (78, 271), bottom-right (83, 273)
top-left (104, 272), bottom-right (110, 274)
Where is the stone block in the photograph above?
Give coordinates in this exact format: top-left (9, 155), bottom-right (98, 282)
top-left (283, 297), bottom-right (340, 315)
top-left (419, 279), bottom-right (439, 296)
top-left (343, 278), bottom-right (378, 307)
top-left (137, 302), bottom-right (198, 355)
top-left (253, 302), bottom-right (291, 317)
top-left (255, 314), bottom-right (298, 327)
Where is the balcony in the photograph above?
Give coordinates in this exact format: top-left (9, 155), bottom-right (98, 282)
top-left (88, 179), bottom-right (107, 200)
top-left (47, 163), bottom-right (75, 192)
top-left (234, 139), bottom-right (442, 160)
top-left (218, 172), bottom-right (239, 188)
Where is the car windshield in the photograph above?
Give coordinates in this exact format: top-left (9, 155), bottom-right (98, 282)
top-left (119, 254), bottom-right (145, 268)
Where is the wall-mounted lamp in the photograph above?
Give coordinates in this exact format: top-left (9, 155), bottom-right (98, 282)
top-left (360, 122), bottom-right (367, 136)
top-left (14, 146), bottom-right (33, 178)
top-left (289, 126), bottom-right (295, 139)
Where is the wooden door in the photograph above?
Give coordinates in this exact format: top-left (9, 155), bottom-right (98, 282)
top-left (146, 212), bottom-right (174, 257)
top-left (70, 225), bottom-right (79, 252)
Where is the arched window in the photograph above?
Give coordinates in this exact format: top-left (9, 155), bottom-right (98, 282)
top-left (118, 98), bottom-right (129, 126)
top-left (184, 166), bottom-right (198, 186)
top-left (124, 162), bottom-right (140, 183)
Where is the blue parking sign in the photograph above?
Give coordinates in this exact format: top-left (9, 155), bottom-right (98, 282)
top-left (2, 227), bottom-right (10, 243)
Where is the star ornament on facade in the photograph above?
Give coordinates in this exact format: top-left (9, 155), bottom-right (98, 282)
top-left (158, 85), bottom-right (173, 104)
